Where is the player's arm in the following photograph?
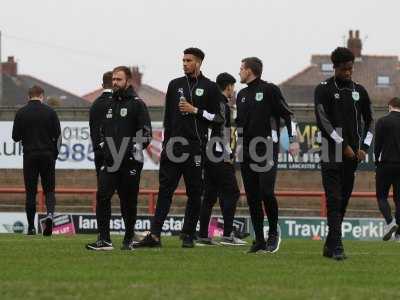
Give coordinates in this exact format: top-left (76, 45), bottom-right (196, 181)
top-left (360, 86), bottom-right (374, 152)
top-left (271, 84), bottom-right (297, 143)
top-left (12, 111), bottom-right (22, 142)
top-left (179, 83), bottom-right (225, 125)
top-left (89, 102), bottom-right (101, 151)
top-left (374, 118), bottom-right (383, 164)
top-left (50, 110), bottom-right (62, 158)
top-left (314, 84), bottom-right (346, 147)
top-left (162, 81), bottom-right (173, 148)
top-left (135, 99), bottom-right (152, 150)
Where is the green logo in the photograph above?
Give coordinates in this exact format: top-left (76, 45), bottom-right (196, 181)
top-left (255, 92), bottom-right (263, 101)
top-left (352, 91), bottom-right (360, 101)
top-left (195, 88), bottom-right (204, 96)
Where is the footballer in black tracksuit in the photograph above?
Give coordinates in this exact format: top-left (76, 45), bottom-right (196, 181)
top-left (314, 76), bottom-right (373, 255)
top-left (89, 88), bottom-right (113, 176)
top-left (12, 99), bottom-right (61, 234)
top-left (374, 107), bottom-right (400, 237)
top-left (92, 86), bottom-right (152, 246)
top-left (149, 73), bottom-right (224, 241)
top-left (199, 93), bottom-right (240, 240)
top-left (236, 78), bottom-right (296, 251)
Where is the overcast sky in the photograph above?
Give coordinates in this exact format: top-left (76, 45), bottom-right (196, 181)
top-left (1, 0), bottom-right (399, 96)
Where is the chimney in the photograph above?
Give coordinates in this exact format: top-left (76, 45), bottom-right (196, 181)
top-left (1, 56), bottom-right (18, 76)
top-left (131, 66), bottom-right (142, 90)
top-left (347, 29), bottom-right (362, 58)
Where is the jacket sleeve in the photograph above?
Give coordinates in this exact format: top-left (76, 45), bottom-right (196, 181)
top-left (314, 84), bottom-right (346, 147)
top-left (270, 84), bottom-right (297, 142)
top-left (235, 90), bottom-right (245, 139)
top-left (51, 110), bottom-right (62, 157)
top-left (89, 101), bottom-right (101, 152)
top-left (359, 86), bottom-right (374, 151)
top-left (162, 81), bottom-right (173, 148)
top-left (374, 118), bottom-right (383, 164)
top-left (195, 83), bottom-right (225, 125)
top-left (12, 111), bottom-right (22, 142)
top-left (136, 100), bottom-right (152, 149)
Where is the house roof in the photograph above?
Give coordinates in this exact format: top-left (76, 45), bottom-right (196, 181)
top-left (1, 73), bottom-right (89, 107)
top-left (280, 30), bottom-right (400, 106)
top-left (280, 55), bottom-right (400, 105)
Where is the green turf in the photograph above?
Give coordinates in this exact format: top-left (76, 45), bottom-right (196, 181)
top-left (0, 234), bottom-right (399, 300)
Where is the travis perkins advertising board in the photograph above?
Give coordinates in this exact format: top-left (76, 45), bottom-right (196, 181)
top-left (255, 217), bottom-right (389, 241)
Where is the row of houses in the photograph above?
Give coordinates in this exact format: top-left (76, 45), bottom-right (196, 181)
top-left (0, 30), bottom-right (399, 108)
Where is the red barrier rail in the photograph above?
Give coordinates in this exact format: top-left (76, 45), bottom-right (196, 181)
top-left (0, 187), bottom-right (386, 217)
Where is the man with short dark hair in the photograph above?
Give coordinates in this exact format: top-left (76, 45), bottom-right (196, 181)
top-left (197, 72), bottom-right (245, 246)
top-left (135, 47), bottom-right (224, 248)
top-left (314, 47), bottom-right (374, 260)
top-left (375, 97), bottom-right (400, 241)
top-left (89, 71), bottom-right (113, 176)
top-left (236, 57), bottom-right (299, 253)
top-left (12, 85), bottom-right (61, 236)
top-left (86, 66), bottom-right (152, 251)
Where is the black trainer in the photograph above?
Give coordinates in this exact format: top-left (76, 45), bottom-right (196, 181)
top-left (332, 247), bottom-right (346, 261)
top-left (121, 240), bottom-right (136, 251)
top-left (247, 240), bottom-right (267, 253)
top-left (337, 240), bottom-right (347, 259)
top-left (86, 239), bottom-right (114, 251)
top-left (27, 227), bottom-right (36, 236)
top-left (234, 231), bottom-right (250, 240)
top-left (182, 234), bottom-right (195, 248)
top-left (195, 237), bottom-right (219, 246)
top-left (42, 217), bottom-right (53, 237)
top-left (133, 233), bottom-right (161, 248)
top-left (266, 233), bottom-right (281, 253)
top-left (323, 245), bottom-right (333, 258)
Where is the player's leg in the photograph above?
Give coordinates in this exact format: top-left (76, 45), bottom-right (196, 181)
top-left (118, 161), bottom-right (143, 250)
top-left (23, 154), bottom-right (39, 235)
top-left (197, 162), bottom-right (219, 245)
top-left (241, 159), bottom-right (265, 253)
top-left (38, 153), bottom-right (56, 236)
top-left (376, 165), bottom-right (397, 241)
top-left (86, 170), bottom-right (117, 251)
top-left (136, 155), bottom-right (181, 248)
top-left (181, 155), bottom-right (203, 247)
top-left (321, 162), bottom-right (345, 260)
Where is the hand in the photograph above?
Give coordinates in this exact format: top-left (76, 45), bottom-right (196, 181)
top-left (179, 99), bottom-right (197, 114)
top-left (288, 142), bottom-right (300, 157)
top-left (343, 146), bottom-right (356, 159)
top-left (133, 144), bottom-right (144, 163)
top-left (356, 149), bottom-right (367, 161)
top-left (235, 144), bottom-right (243, 161)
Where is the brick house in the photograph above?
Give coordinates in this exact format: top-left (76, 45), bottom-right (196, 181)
top-left (280, 30), bottom-right (400, 106)
top-left (0, 56), bottom-right (89, 107)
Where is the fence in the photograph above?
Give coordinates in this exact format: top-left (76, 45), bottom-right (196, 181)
top-left (0, 187), bottom-right (387, 217)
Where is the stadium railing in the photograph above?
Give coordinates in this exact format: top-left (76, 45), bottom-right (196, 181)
top-left (0, 187), bottom-right (387, 217)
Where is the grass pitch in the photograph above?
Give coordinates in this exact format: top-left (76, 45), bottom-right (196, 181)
top-left (0, 234), bottom-right (399, 300)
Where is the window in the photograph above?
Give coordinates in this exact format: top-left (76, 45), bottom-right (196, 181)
top-left (321, 63), bottom-right (333, 72)
top-left (377, 76), bottom-right (390, 86)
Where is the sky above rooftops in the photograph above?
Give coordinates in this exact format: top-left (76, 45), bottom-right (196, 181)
top-left (1, 0), bottom-right (399, 95)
